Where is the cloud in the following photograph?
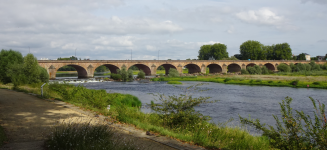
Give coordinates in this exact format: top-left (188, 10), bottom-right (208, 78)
top-left (317, 40), bottom-right (327, 43)
top-left (226, 26), bottom-right (235, 34)
top-left (300, 0), bottom-right (327, 5)
top-left (235, 8), bottom-right (298, 31)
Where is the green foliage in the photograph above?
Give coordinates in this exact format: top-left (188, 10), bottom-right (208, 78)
top-left (240, 40), bottom-right (266, 60)
top-left (157, 66), bottom-right (165, 70)
top-left (277, 63), bottom-right (291, 72)
top-left (129, 65), bottom-right (139, 70)
top-left (3, 52), bottom-right (49, 86)
top-left (137, 70), bottom-right (145, 79)
top-left (273, 43), bottom-right (292, 60)
top-left (246, 65), bottom-right (262, 74)
top-left (48, 83), bottom-right (141, 109)
top-left (198, 43), bottom-right (228, 60)
top-left (57, 65), bottom-right (76, 71)
top-left (57, 56), bottom-right (78, 60)
top-left (261, 66), bottom-right (269, 74)
top-left (116, 67), bottom-right (133, 82)
top-left (0, 49), bottom-right (24, 84)
top-left (210, 43), bottom-right (228, 60)
top-left (290, 79), bottom-right (299, 86)
top-left (224, 78), bottom-right (231, 82)
top-left (167, 81), bottom-right (182, 84)
top-left (110, 73), bottom-right (122, 80)
top-left (298, 53), bottom-right (306, 60)
top-left (168, 68), bottom-right (179, 77)
top-left (221, 56), bottom-right (238, 60)
top-left (45, 121), bottom-right (140, 150)
top-left (241, 69), bottom-right (249, 74)
top-left (150, 84), bottom-right (216, 128)
top-left (240, 97), bottom-right (327, 150)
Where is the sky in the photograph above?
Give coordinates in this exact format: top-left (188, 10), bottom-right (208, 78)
top-left (0, 0), bottom-right (326, 60)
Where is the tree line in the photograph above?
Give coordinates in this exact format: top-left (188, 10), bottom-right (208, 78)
top-left (198, 40), bottom-right (326, 61)
top-left (0, 49), bottom-right (49, 86)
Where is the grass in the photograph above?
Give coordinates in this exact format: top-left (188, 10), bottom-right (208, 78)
top-left (151, 75), bottom-right (327, 89)
top-left (0, 125), bottom-right (6, 147)
top-left (0, 82), bottom-right (273, 149)
top-left (45, 120), bottom-right (142, 150)
top-left (275, 70), bottom-right (327, 76)
top-left (167, 81), bottom-right (182, 84)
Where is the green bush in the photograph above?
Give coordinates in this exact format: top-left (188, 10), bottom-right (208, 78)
top-left (168, 68), bottom-right (179, 77)
top-left (150, 84), bottom-right (216, 128)
top-left (247, 65), bottom-right (262, 74)
top-left (224, 78), bottom-right (231, 82)
top-left (240, 97), bottom-right (327, 150)
top-left (110, 73), bottom-right (122, 80)
top-left (312, 81), bottom-right (321, 85)
top-left (45, 122), bottom-right (140, 150)
top-left (291, 79), bottom-right (299, 86)
top-left (277, 63), bottom-right (291, 72)
top-left (241, 69), bottom-right (249, 74)
top-left (137, 70), bottom-right (145, 79)
top-left (0, 49), bottom-right (24, 84)
top-left (261, 66), bottom-right (269, 74)
top-left (116, 67), bottom-right (133, 82)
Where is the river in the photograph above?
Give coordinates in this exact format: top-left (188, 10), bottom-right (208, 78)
top-left (63, 78), bottom-right (327, 130)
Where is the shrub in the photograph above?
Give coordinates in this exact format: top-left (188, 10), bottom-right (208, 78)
top-left (255, 79), bottom-right (262, 82)
top-left (110, 73), bottom-right (122, 80)
top-left (241, 69), bottom-right (249, 74)
top-left (268, 80), bottom-right (273, 83)
top-left (137, 70), bottom-right (145, 79)
top-left (0, 49), bottom-right (24, 84)
top-left (168, 68), bottom-right (179, 77)
top-left (261, 66), bottom-right (269, 74)
top-left (312, 81), bottom-right (321, 85)
top-left (247, 66), bottom-right (256, 74)
top-left (224, 78), bottom-right (231, 82)
top-left (304, 63), bottom-right (312, 71)
top-left (45, 121), bottom-right (140, 150)
top-left (291, 79), bottom-right (299, 86)
top-left (116, 67), bottom-right (133, 82)
top-left (277, 63), bottom-right (291, 72)
top-left (240, 97), bottom-right (327, 150)
top-left (150, 84), bottom-right (216, 128)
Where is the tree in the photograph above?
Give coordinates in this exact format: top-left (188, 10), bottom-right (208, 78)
top-left (264, 45), bottom-right (274, 60)
top-left (240, 40), bottom-right (266, 60)
top-left (221, 56), bottom-right (238, 60)
top-left (0, 49), bottom-right (24, 84)
top-left (116, 67), bottom-right (133, 82)
top-left (95, 66), bottom-right (109, 72)
top-left (137, 70), bottom-right (145, 79)
top-left (274, 43), bottom-right (292, 60)
top-left (198, 45), bottom-right (211, 60)
top-left (277, 63), bottom-right (291, 72)
top-left (298, 53), bottom-right (306, 60)
top-left (210, 43), bottom-right (228, 60)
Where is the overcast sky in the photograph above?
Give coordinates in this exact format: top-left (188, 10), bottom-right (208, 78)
top-left (1, 0), bottom-right (326, 60)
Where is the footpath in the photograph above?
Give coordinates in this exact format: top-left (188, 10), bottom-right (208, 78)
top-left (0, 89), bottom-right (205, 150)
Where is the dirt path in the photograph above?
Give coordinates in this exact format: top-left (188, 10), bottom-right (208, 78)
top-left (0, 89), bottom-right (205, 150)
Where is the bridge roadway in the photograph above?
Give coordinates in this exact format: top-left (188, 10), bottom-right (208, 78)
top-left (38, 60), bottom-right (326, 79)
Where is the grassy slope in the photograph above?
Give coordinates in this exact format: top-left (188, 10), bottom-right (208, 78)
top-left (152, 75), bottom-right (327, 89)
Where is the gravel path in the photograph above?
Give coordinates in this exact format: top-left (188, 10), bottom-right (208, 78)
top-left (0, 89), bottom-right (205, 150)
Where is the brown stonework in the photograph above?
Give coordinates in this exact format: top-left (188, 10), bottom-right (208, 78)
top-left (38, 60), bottom-right (326, 79)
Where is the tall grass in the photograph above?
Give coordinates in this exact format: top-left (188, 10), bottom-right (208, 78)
top-left (45, 120), bottom-right (142, 150)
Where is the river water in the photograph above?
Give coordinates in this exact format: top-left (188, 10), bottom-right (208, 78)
top-left (68, 79), bottom-right (327, 129)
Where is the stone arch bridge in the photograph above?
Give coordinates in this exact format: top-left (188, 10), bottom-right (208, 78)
top-left (38, 60), bottom-right (326, 79)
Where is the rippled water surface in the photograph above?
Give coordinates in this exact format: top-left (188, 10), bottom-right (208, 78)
top-left (76, 81), bottom-right (327, 128)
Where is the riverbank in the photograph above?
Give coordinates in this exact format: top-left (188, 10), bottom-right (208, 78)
top-left (0, 83), bottom-right (273, 149)
top-left (152, 74), bottom-right (327, 89)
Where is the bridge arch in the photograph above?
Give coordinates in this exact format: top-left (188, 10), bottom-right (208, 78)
top-left (207, 64), bottom-right (222, 73)
top-left (264, 63), bottom-right (275, 71)
top-left (227, 63), bottom-right (241, 73)
top-left (99, 64), bottom-right (119, 74)
top-left (157, 64), bottom-right (177, 75)
top-left (56, 64), bottom-right (88, 78)
top-left (246, 63), bottom-right (256, 68)
top-left (129, 64), bottom-right (151, 76)
top-left (184, 64), bottom-right (201, 74)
